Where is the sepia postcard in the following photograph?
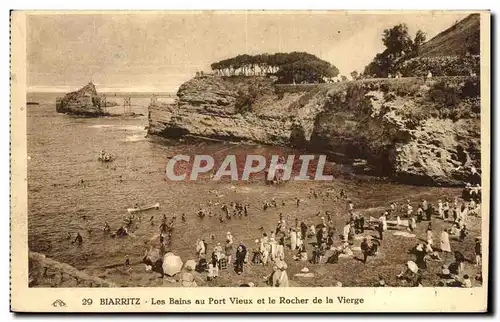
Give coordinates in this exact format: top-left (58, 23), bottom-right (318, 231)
top-left (10, 10), bottom-right (490, 313)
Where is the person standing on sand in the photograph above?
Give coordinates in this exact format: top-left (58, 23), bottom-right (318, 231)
top-left (326, 211), bottom-right (332, 224)
top-left (275, 262), bottom-right (289, 287)
top-left (348, 200), bottom-right (354, 212)
top-left (196, 239), bottom-right (206, 258)
top-left (316, 226), bottom-right (325, 246)
top-left (377, 219), bottom-right (384, 241)
top-left (381, 212), bottom-right (388, 231)
top-left (260, 238), bottom-right (270, 265)
top-left (235, 243), bottom-right (247, 275)
top-left (361, 238), bottom-right (370, 264)
top-left (226, 232), bottom-right (234, 244)
top-left (443, 199), bottom-right (450, 220)
top-left (342, 222), bottom-right (350, 242)
top-left (437, 199), bottom-right (444, 219)
top-left (421, 199), bottom-right (428, 219)
top-left (300, 221), bottom-right (308, 240)
top-left (416, 206), bottom-right (424, 222)
top-left (297, 243), bottom-right (308, 262)
top-left (266, 264), bottom-right (279, 286)
top-left (269, 234), bottom-right (277, 261)
top-left (440, 229), bottom-right (451, 253)
top-left (426, 223), bottom-right (434, 247)
top-left (414, 244), bottom-right (427, 270)
top-left (475, 237), bottom-right (482, 266)
top-left (425, 200), bottom-right (432, 221)
top-left (459, 225), bottom-right (469, 242)
top-left (390, 202), bottom-right (396, 214)
top-left (455, 251), bottom-right (466, 275)
top-left (290, 228), bottom-right (297, 251)
top-left (276, 234), bottom-right (285, 261)
top-left (407, 215), bottom-right (416, 232)
top-left (296, 230), bottom-right (303, 251)
top-left (406, 201), bottom-right (413, 218)
top-left (359, 215), bottom-right (365, 233)
top-left (224, 239), bottom-right (233, 266)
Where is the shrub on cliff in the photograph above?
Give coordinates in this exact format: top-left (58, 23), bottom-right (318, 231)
top-left (461, 76), bottom-right (480, 98)
top-left (398, 55), bottom-right (479, 77)
top-left (429, 80), bottom-right (461, 108)
top-left (235, 86), bottom-right (259, 113)
top-left (427, 78), bottom-right (480, 121)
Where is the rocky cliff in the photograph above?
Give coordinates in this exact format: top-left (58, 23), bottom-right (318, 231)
top-left (148, 75), bottom-right (480, 186)
top-left (56, 82), bottom-right (108, 117)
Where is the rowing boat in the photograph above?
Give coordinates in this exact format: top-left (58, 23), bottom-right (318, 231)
top-left (127, 202), bottom-right (160, 214)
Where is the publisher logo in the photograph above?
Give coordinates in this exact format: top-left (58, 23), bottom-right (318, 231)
top-left (52, 299), bottom-right (67, 307)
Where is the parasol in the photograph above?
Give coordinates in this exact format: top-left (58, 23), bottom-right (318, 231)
top-left (162, 252), bottom-right (183, 276)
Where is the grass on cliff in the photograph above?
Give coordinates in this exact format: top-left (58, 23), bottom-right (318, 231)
top-left (324, 77), bottom-right (480, 124)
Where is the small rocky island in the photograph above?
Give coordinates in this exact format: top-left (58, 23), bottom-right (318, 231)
top-left (56, 82), bottom-right (110, 117)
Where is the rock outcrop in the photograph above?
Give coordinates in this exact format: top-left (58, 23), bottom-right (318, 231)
top-left (29, 251), bottom-right (116, 287)
top-left (148, 75), bottom-right (481, 186)
top-left (56, 82), bottom-right (108, 117)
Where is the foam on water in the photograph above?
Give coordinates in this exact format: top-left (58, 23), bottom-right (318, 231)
top-left (123, 134), bottom-right (147, 142)
top-left (89, 124), bottom-right (115, 129)
top-left (117, 125), bottom-right (146, 132)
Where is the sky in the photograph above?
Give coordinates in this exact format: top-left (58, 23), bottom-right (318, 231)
top-left (27, 11), bottom-right (470, 93)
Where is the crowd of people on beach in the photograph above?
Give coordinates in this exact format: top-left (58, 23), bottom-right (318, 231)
top-left (67, 164), bottom-right (482, 287)
top-left (159, 178), bottom-right (482, 287)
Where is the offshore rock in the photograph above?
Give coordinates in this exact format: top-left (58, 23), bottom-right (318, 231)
top-left (56, 82), bottom-right (108, 117)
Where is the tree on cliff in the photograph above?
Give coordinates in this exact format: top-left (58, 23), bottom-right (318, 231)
top-left (363, 24), bottom-right (426, 77)
top-left (210, 52), bottom-right (339, 84)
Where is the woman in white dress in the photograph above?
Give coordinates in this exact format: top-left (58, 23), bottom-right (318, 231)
top-left (426, 225), bottom-right (433, 247)
top-left (276, 235), bottom-right (285, 261)
top-left (342, 222), bottom-right (351, 242)
top-left (407, 203), bottom-right (413, 217)
top-left (310, 225), bottom-right (316, 237)
top-left (290, 228), bottom-right (297, 251)
top-left (269, 235), bottom-right (277, 261)
top-left (275, 262), bottom-right (289, 287)
top-left (226, 231), bottom-right (233, 244)
top-left (440, 229), bottom-right (451, 253)
top-left (260, 239), bottom-right (269, 265)
top-left (196, 239), bottom-right (206, 258)
top-left (437, 199), bottom-right (444, 219)
top-left (443, 200), bottom-right (450, 220)
top-left (296, 231), bottom-right (303, 249)
top-left (380, 213), bottom-right (388, 231)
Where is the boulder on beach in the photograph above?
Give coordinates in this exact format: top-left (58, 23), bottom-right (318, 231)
top-left (56, 82), bottom-right (109, 117)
